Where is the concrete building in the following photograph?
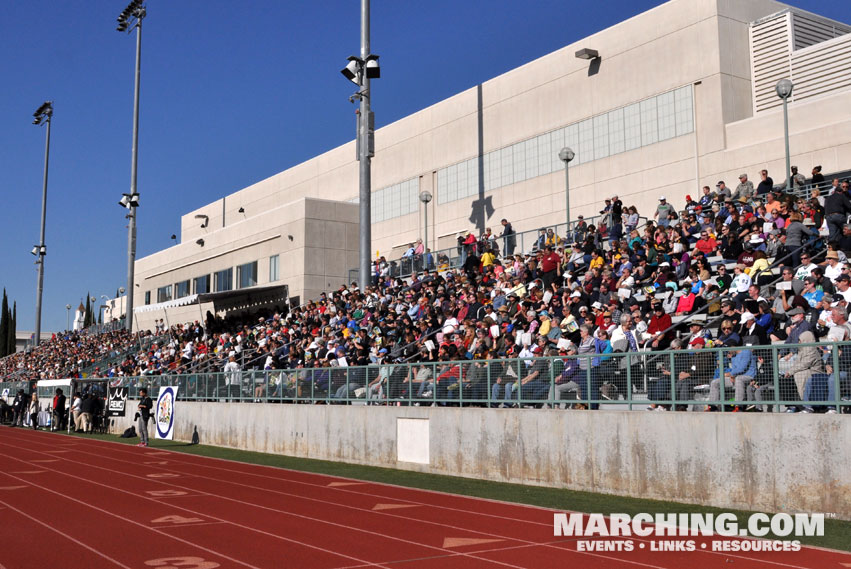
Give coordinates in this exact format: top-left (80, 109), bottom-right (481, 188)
top-left (133, 0), bottom-right (851, 331)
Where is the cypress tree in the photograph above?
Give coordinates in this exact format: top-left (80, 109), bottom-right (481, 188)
top-left (8, 301), bottom-right (15, 354)
top-left (84, 294), bottom-right (92, 328)
top-left (0, 289), bottom-right (8, 358)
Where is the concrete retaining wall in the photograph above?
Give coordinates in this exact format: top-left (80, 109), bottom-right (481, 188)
top-left (111, 404), bottom-right (851, 519)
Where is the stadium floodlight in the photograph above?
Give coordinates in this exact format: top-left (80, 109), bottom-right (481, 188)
top-left (775, 79), bottom-right (794, 192)
top-left (341, 57), bottom-right (361, 84)
top-left (116, 0), bottom-right (144, 32)
top-left (365, 54), bottom-right (380, 79)
top-left (116, 0), bottom-right (146, 332)
top-left (118, 193), bottom-right (140, 209)
top-left (340, 0), bottom-right (380, 288)
top-left (559, 147), bottom-right (576, 238)
top-left (32, 100), bottom-right (53, 347)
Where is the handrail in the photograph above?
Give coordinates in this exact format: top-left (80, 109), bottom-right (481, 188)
top-left (84, 340), bottom-right (851, 412)
top-left (348, 215), bottom-right (649, 285)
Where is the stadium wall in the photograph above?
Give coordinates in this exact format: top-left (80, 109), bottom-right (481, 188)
top-left (111, 404), bottom-right (851, 519)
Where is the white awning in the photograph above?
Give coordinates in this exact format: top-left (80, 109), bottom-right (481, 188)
top-left (134, 294), bottom-right (199, 313)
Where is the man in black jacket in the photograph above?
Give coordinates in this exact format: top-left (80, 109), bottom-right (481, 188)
top-left (824, 182), bottom-right (851, 243)
top-left (11, 389), bottom-right (26, 427)
top-left (137, 388), bottom-right (153, 447)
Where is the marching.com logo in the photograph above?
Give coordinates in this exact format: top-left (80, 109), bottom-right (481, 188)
top-left (554, 513), bottom-right (824, 552)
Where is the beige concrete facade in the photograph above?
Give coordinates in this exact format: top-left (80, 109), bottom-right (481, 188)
top-left (109, 403), bottom-right (851, 519)
top-left (134, 0), bottom-right (851, 329)
top-left (135, 198), bottom-right (358, 331)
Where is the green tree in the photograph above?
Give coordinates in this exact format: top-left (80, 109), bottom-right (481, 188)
top-left (8, 301), bottom-right (15, 355)
top-left (0, 289), bottom-right (8, 358)
top-left (84, 293), bottom-right (92, 328)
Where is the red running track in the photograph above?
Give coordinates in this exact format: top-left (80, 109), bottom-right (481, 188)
top-left (0, 427), bottom-right (848, 569)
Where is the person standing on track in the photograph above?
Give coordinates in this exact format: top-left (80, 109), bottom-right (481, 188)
top-left (70, 392), bottom-right (82, 431)
top-left (52, 388), bottom-right (66, 431)
top-left (137, 388), bottom-right (153, 447)
top-left (11, 389), bottom-right (26, 427)
top-left (28, 392), bottom-right (40, 430)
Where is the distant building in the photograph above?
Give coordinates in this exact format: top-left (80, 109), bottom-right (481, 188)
top-left (15, 331), bottom-right (53, 353)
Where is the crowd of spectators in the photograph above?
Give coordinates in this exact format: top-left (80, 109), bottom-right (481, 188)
top-left (0, 328), bottom-right (140, 384)
top-left (3, 167), bottom-right (850, 412)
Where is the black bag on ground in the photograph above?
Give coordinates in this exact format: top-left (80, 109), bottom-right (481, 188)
top-left (120, 426), bottom-right (137, 438)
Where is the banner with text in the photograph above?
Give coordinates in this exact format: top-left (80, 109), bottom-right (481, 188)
top-left (107, 387), bottom-right (128, 417)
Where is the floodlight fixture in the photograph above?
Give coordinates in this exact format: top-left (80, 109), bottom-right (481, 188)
top-left (341, 56), bottom-right (361, 84)
top-left (196, 239), bottom-right (205, 246)
top-left (118, 193), bottom-right (140, 209)
top-left (575, 48), bottom-right (599, 60)
top-left (365, 54), bottom-right (380, 79)
top-left (116, 0), bottom-right (145, 32)
top-left (33, 101), bottom-right (53, 125)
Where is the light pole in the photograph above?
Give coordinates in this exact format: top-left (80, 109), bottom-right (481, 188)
top-left (90, 296), bottom-right (97, 327)
top-left (119, 287), bottom-right (126, 322)
top-left (117, 0), bottom-right (145, 332)
top-left (558, 147), bottom-right (575, 241)
top-left (65, 304), bottom-right (71, 332)
top-left (101, 295), bottom-right (109, 325)
top-left (775, 79), bottom-right (794, 193)
top-left (419, 190), bottom-right (432, 267)
top-left (31, 101), bottom-right (52, 347)
top-left (341, 0), bottom-right (380, 289)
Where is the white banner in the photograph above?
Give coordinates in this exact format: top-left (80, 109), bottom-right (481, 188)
top-left (154, 385), bottom-right (179, 440)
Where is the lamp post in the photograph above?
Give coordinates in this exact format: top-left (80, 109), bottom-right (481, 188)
top-left (419, 190), bottom-right (432, 267)
top-left (775, 79), bottom-right (794, 193)
top-left (32, 101), bottom-right (53, 347)
top-left (341, 0), bottom-right (380, 288)
top-left (117, 0), bottom-right (145, 332)
top-left (558, 147), bottom-right (575, 241)
top-left (119, 287), bottom-right (126, 322)
top-left (65, 304), bottom-right (71, 332)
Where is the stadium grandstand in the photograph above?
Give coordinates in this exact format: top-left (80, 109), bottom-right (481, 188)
top-left (2, 0), bottom-right (851, 524)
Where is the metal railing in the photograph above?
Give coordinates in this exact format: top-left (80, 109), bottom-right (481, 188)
top-left (349, 214), bottom-right (649, 283)
top-left (99, 342), bottom-right (850, 413)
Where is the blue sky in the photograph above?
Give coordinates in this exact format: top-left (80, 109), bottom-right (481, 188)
top-left (1, 0), bottom-right (849, 334)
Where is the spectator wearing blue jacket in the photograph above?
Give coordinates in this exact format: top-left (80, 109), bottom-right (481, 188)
top-left (707, 348), bottom-right (756, 410)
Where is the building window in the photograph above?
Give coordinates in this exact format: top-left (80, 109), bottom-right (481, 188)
top-left (175, 280), bottom-right (190, 299)
top-left (214, 268), bottom-right (233, 292)
top-left (193, 274), bottom-right (211, 294)
top-left (433, 86), bottom-right (694, 203)
top-left (157, 285), bottom-right (172, 303)
top-left (144, 291), bottom-right (151, 305)
top-left (237, 261), bottom-right (258, 289)
top-left (269, 255), bottom-right (279, 282)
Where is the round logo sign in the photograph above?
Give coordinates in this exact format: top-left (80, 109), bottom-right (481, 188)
top-left (155, 386), bottom-right (176, 438)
